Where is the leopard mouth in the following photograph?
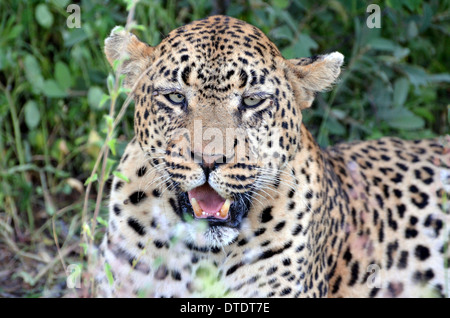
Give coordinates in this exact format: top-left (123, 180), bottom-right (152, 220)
top-left (188, 183), bottom-right (231, 220)
top-left (176, 183), bottom-right (251, 229)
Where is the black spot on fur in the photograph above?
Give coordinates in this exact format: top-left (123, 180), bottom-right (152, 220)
top-left (171, 270), bottom-right (182, 281)
top-left (331, 276), bottom-right (342, 294)
top-left (280, 287), bottom-right (291, 296)
top-left (226, 262), bottom-right (244, 276)
top-left (274, 221), bottom-right (286, 232)
top-left (369, 287), bottom-right (380, 298)
top-left (129, 191), bottom-right (147, 205)
top-left (397, 251), bottom-right (408, 269)
top-left (181, 66), bottom-right (191, 85)
top-left (292, 224), bottom-right (303, 236)
top-left (113, 204), bottom-right (121, 216)
top-left (152, 189), bottom-right (161, 197)
top-left (137, 166), bottom-right (147, 177)
top-left (261, 206), bottom-right (273, 223)
top-left (405, 228), bottom-right (418, 239)
top-left (348, 262), bottom-right (359, 286)
top-left (414, 245), bottom-right (430, 261)
top-left (114, 181), bottom-right (124, 191)
top-left (127, 217), bottom-right (146, 236)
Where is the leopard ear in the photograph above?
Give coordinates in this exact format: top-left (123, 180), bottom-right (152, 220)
top-left (283, 52), bottom-right (344, 110)
top-left (104, 27), bottom-right (155, 88)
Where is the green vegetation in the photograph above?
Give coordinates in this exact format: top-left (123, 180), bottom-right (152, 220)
top-left (0, 0), bottom-right (448, 297)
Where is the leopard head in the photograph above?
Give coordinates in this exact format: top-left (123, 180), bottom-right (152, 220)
top-left (104, 15), bottom-right (343, 248)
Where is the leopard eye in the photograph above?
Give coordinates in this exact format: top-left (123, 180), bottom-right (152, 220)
top-left (166, 93), bottom-right (186, 105)
top-left (243, 97), bottom-right (265, 108)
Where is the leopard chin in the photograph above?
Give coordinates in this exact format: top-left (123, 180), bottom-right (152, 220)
top-left (184, 224), bottom-right (241, 249)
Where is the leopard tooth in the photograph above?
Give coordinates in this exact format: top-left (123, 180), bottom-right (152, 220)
top-left (190, 198), bottom-right (203, 217)
top-left (220, 199), bottom-right (231, 218)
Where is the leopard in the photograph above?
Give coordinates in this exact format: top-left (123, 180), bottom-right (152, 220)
top-left (96, 15), bottom-right (450, 298)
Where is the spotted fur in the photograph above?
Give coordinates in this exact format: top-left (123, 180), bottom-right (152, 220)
top-left (96, 16), bottom-right (450, 298)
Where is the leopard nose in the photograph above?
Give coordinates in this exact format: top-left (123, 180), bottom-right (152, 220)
top-left (191, 151), bottom-right (227, 179)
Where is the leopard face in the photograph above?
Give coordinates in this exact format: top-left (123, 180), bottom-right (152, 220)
top-left (105, 15), bottom-right (343, 249)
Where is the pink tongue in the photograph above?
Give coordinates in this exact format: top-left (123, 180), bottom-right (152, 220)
top-left (188, 183), bottom-right (226, 215)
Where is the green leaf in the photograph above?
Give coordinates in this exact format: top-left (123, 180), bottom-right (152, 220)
top-left (106, 158), bottom-right (116, 177)
top-left (270, 25), bottom-right (293, 41)
top-left (420, 3), bottom-right (433, 32)
top-left (130, 24), bottom-right (146, 32)
top-left (104, 263), bottom-right (114, 286)
top-left (5, 24), bottom-right (23, 42)
top-left (113, 171), bottom-right (130, 183)
top-left (63, 28), bottom-right (88, 47)
top-left (368, 38), bottom-right (397, 51)
top-left (35, 4), bottom-right (54, 29)
top-left (23, 100), bottom-right (41, 129)
top-left (111, 26), bottom-right (125, 34)
top-left (124, 0), bottom-right (135, 11)
top-left (54, 61), bottom-right (72, 91)
top-left (108, 138), bottom-right (117, 156)
top-left (79, 243), bottom-right (88, 255)
top-left (46, 204), bottom-right (56, 216)
top-left (403, 0), bottom-right (421, 11)
top-left (282, 33), bottom-right (318, 59)
top-left (43, 79), bottom-right (67, 98)
top-left (448, 105), bottom-right (450, 126)
top-left (118, 74), bottom-right (126, 89)
top-left (99, 94), bottom-right (111, 109)
top-left (271, 0), bottom-right (289, 9)
top-left (1, 50), bottom-right (10, 71)
top-left (393, 47), bottom-right (410, 60)
top-left (407, 21), bottom-right (418, 39)
top-left (16, 271), bottom-right (37, 286)
top-left (107, 73), bottom-right (115, 94)
top-left (386, 0), bottom-right (403, 10)
top-left (50, 0), bottom-right (70, 8)
top-left (82, 222), bottom-right (93, 240)
top-left (298, 33), bottom-right (318, 56)
top-left (330, 109), bottom-right (347, 120)
top-left (327, 117), bottom-right (346, 136)
top-left (87, 86), bottom-right (105, 109)
top-left (24, 55), bottom-right (44, 93)
top-left (97, 216), bottom-right (108, 228)
top-left (367, 37), bottom-right (410, 59)
top-left (393, 77), bottom-right (409, 107)
top-left (401, 65), bottom-right (430, 87)
top-left (369, 81), bottom-right (392, 109)
top-left (428, 74), bottom-right (450, 83)
top-left (112, 59), bottom-right (123, 72)
top-left (379, 107), bottom-right (425, 130)
top-left (84, 173), bottom-right (98, 185)
top-left (118, 86), bottom-right (131, 95)
top-left (104, 115), bottom-right (114, 129)
top-left (413, 107), bottom-right (434, 123)
top-left (328, 0), bottom-right (348, 25)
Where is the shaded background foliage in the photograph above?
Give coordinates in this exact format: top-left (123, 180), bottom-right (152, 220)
top-left (0, 0), bottom-right (448, 296)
